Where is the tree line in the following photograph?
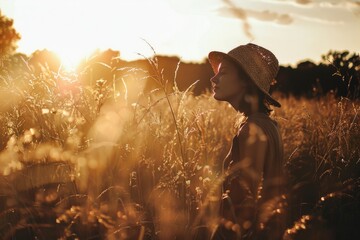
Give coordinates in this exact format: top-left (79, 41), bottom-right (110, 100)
top-left (1, 11), bottom-right (359, 100)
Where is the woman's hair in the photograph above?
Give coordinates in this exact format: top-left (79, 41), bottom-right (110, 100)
top-left (256, 88), bottom-right (273, 115)
top-left (236, 66), bottom-right (273, 116)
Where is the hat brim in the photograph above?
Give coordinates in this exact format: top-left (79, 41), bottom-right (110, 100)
top-left (208, 51), bottom-right (281, 108)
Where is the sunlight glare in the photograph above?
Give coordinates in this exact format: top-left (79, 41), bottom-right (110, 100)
top-left (13, 0), bottom-right (185, 70)
top-left (55, 48), bottom-right (90, 71)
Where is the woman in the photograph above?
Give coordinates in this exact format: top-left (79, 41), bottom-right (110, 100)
top-left (208, 43), bottom-right (286, 240)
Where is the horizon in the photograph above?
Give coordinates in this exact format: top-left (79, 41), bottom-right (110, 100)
top-left (1, 0), bottom-right (360, 68)
top-left (12, 46), bottom-right (357, 68)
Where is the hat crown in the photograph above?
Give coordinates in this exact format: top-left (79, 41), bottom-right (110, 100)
top-left (227, 43), bottom-right (279, 92)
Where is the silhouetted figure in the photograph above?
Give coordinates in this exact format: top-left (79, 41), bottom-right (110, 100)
top-left (195, 43), bottom-right (286, 240)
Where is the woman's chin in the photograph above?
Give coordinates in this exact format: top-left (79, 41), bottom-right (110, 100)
top-left (213, 93), bottom-right (225, 101)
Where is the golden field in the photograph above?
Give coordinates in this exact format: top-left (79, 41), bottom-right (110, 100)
top-left (0, 56), bottom-right (359, 239)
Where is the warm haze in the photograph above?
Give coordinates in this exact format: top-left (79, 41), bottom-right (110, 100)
top-left (1, 0), bottom-right (360, 68)
top-left (0, 1), bottom-right (360, 240)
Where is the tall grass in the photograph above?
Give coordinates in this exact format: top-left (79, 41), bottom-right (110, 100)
top-left (0, 52), bottom-right (359, 239)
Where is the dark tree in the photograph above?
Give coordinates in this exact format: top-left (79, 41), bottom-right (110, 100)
top-left (274, 51), bottom-right (360, 99)
top-left (321, 50), bottom-right (360, 99)
top-left (0, 11), bottom-right (21, 57)
top-left (28, 49), bottom-right (61, 74)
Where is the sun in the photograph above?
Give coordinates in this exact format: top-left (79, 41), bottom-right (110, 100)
top-left (11, 0), bottom-right (189, 71)
top-left (54, 48), bottom-right (92, 71)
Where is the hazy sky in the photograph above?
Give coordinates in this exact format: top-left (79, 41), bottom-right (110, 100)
top-left (1, 0), bottom-right (360, 66)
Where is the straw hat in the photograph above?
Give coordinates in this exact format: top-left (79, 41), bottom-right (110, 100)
top-left (208, 43), bottom-right (281, 107)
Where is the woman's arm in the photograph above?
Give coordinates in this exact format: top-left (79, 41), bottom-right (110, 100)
top-left (226, 121), bottom-right (268, 231)
top-left (238, 121), bottom-right (267, 196)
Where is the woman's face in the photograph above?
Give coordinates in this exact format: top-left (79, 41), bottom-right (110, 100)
top-left (210, 58), bottom-right (248, 106)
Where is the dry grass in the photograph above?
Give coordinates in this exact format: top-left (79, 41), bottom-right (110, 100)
top-left (0, 53), bottom-right (359, 239)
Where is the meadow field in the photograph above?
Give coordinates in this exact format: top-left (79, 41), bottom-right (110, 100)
top-left (0, 55), bottom-right (359, 240)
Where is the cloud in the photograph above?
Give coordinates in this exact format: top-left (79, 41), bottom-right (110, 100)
top-left (292, 13), bottom-right (345, 24)
top-left (249, 9), bottom-right (294, 24)
top-left (295, 0), bottom-right (312, 4)
top-left (269, 0), bottom-right (360, 9)
top-left (275, 0), bottom-right (360, 17)
top-left (218, 0), bottom-right (349, 38)
top-left (218, 0), bottom-right (294, 38)
top-left (217, 6), bottom-right (253, 38)
top-left (218, 0), bottom-right (252, 38)
top-left (219, 7), bottom-right (293, 24)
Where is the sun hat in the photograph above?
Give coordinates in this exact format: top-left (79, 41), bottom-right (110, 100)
top-left (208, 43), bottom-right (281, 107)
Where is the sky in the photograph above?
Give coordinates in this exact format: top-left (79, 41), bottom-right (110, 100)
top-left (1, 0), bottom-right (360, 67)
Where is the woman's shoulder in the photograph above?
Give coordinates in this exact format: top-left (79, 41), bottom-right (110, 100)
top-left (237, 112), bottom-right (279, 138)
top-left (247, 112), bottom-right (273, 121)
top-left (247, 112), bottom-right (279, 130)
top-left (236, 118), bottom-right (267, 142)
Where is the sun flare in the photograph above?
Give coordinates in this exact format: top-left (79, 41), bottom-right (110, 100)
top-left (54, 48), bottom-right (92, 71)
top-left (10, 0), bottom-right (184, 71)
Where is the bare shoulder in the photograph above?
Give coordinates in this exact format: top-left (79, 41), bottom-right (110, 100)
top-left (237, 121), bottom-right (267, 144)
